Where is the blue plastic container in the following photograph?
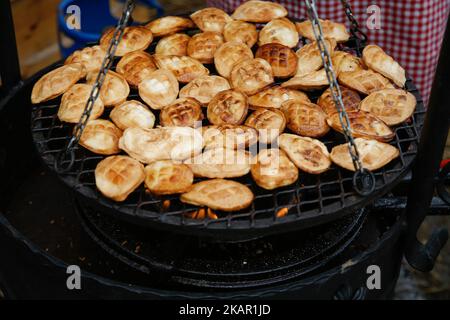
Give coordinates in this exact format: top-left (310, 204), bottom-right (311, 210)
top-left (58, 0), bottom-right (164, 58)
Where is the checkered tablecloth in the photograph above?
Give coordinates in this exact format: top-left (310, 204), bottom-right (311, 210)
top-left (208, 0), bottom-right (450, 106)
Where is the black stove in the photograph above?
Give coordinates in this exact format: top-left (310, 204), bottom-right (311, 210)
top-left (1, 1), bottom-right (449, 300)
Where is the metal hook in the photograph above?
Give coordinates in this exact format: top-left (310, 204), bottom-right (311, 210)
top-left (406, 230), bottom-right (449, 272)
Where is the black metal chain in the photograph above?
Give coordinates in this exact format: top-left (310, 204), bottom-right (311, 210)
top-left (305, 0), bottom-right (375, 196)
top-left (340, 0), bottom-right (368, 43)
top-left (55, 0), bottom-right (136, 173)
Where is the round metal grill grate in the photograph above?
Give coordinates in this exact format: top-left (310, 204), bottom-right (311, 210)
top-left (30, 22), bottom-right (426, 240)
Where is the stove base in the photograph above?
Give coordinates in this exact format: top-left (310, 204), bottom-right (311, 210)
top-left (0, 168), bottom-right (404, 299)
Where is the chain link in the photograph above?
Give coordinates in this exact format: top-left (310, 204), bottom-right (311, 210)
top-left (55, 0), bottom-right (136, 172)
top-left (305, 0), bottom-right (375, 195)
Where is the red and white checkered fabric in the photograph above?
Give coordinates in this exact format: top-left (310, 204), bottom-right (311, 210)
top-left (208, 0), bottom-right (450, 106)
